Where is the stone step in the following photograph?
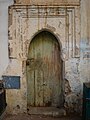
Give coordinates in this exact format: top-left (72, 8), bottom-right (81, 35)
top-left (27, 107), bottom-right (66, 117)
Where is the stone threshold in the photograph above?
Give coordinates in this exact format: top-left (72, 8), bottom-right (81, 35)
top-left (27, 107), bottom-right (66, 117)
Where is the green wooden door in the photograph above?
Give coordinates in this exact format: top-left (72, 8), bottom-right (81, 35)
top-left (27, 31), bottom-right (62, 107)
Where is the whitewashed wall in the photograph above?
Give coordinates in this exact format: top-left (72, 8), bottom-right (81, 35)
top-left (0, 0), bottom-right (13, 79)
top-left (0, 0), bottom-right (90, 114)
top-left (80, 0), bottom-right (90, 86)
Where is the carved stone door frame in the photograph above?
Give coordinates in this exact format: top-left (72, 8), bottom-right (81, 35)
top-left (3, 0), bottom-right (80, 113)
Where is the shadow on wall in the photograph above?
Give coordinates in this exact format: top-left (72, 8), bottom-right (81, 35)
top-left (64, 79), bottom-right (82, 114)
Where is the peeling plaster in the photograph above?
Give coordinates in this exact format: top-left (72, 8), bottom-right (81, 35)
top-left (0, 0), bottom-right (13, 79)
top-left (6, 4), bottom-right (81, 114)
top-left (0, 0), bottom-right (90, 115)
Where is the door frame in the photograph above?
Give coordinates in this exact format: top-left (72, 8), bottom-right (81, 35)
top-left (26, 28), bottom-right (65, 108)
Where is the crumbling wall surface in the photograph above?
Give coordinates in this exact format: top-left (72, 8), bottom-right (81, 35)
top-left (64, 58), bottom-right (82, 113)
top-left (6, 2), bottom-right (81, 114)
top-left (3, 59), bottom-right (27, 114)
top-left (0, 0), bottom-right (90, 115)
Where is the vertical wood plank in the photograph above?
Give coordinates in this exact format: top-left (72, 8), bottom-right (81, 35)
top-left (34, 35), bottom-right (43, 106)
top-left (27, 41), bottom-right (35, 106)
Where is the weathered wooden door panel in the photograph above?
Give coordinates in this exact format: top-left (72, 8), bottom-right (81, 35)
top-left (27, 31), bottom-right (62, 107)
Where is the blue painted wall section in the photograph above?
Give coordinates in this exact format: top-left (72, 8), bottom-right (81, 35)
top-left (2, 76), bottom-right (20, 89)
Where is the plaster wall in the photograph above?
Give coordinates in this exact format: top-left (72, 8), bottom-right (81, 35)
top-left (80, 0), bottom-right (90, 85)
top-left (0, 0), bottom-right (13, 79)
top-left (0, 0), bottom-right (90, 114)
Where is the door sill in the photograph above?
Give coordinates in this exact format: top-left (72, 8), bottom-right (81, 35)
top-left (27, 107), bottom-right (66, 117)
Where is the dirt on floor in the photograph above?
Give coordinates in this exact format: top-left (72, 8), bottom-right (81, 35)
top-left (3, 114), bottom-right (81, 120)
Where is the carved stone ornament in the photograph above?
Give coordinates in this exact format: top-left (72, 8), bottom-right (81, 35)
top-left (14, 0), bottom-right (80, 6)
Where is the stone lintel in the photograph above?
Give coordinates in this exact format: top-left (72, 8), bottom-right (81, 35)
top-left (14, 0), bottom-right (80, 6)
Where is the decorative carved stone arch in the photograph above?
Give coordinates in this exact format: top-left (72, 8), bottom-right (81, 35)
top-left (4, 0), bottom-right (81, 113)
top-left (8, 4), bottom-right (80, 61)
